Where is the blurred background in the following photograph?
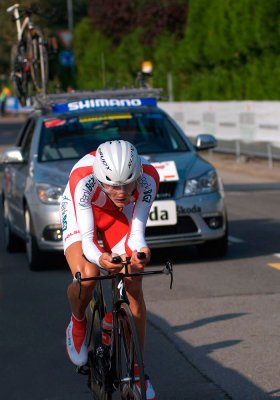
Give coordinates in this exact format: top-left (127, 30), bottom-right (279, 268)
top-left (1, 0), bottom-right (280, 100)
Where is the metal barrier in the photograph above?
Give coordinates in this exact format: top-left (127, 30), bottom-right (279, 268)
top-left (159, 101), bottom-right (280, 168)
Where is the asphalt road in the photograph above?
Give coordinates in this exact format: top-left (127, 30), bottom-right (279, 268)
top-left (1, 118), bottom-right (280, 400)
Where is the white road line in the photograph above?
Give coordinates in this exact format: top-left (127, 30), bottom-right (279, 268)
top-left (228, 235), bottom-right (245, 243)
top-left (273, 253), bottom-right (280, 258)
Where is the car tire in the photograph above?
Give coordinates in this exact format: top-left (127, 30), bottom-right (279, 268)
top-left (197, 222), bottom-right (228, 258)
top-left (24, 207), bottom-right (42, 270)
top-left (2, 197), bottom-right (21, 252)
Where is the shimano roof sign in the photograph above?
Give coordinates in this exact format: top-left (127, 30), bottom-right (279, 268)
top-left (52, 97), bottom-right (157, 113)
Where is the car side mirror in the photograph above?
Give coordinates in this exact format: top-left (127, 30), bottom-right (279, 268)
top-left (195, 134), bottom-right (217, 151)
top-left (1, 147), bottom-right (24, 164)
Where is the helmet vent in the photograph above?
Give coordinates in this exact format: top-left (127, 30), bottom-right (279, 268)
top-left (127, 173), bottom-right (132, 179)
top-left (105, 176), bottom-right (112, 181)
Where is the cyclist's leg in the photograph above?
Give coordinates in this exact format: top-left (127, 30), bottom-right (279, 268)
top-left (102, 213), bottom-right (146, 354)
top-left (124, 274), bottom-right (146, 354)
top-left (124, 277), bottom-right (157, 400)
top-left (104, 219), bottom-right (155, 399)
top-left (117, 302), bottom-right (146, 399)
top-left (60, 189), bottom-right (99, 366)
top-left (65, 241), bottom-right (99, 320)
top-left (60, 187), bottom-right (99, 318)
top-left (64, 242), bottom-right (100, 367)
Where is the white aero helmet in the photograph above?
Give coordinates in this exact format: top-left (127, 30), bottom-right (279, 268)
top-left (93, 140), bottom-right (143, 186)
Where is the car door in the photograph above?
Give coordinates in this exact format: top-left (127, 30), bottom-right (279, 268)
top-left (7, 118), bottom-right (37, 235)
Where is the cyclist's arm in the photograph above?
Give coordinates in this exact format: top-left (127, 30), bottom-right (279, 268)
top-left (69, 162), bottom-right (104, 267)
top-left (124, 163), bottom-right (159, 257)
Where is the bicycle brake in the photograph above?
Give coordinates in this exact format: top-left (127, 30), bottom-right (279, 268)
top-left (112, 256), bottom-right (122, 264)
top-left (137, 251), bottom-right (146, 260)
top-left (73, 272), bottom-right (82, 298)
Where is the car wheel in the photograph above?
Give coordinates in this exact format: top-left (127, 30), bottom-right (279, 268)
top-left (2, 197), bottom-right (20, 252)
top-left (24, 207), bottom-right (42, 270)
top-left (197, 222), bottom-right (228, 258)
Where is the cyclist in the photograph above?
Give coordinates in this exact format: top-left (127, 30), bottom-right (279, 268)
top-left (60, 140), bottom-right (159, 399)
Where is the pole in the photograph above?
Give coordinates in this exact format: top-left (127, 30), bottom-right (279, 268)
top-left (67, 0), bottom-right (73, 32)
top-left (101, 53), bottom-right (106, 88)
top-left (168, 72), bottom-right (173, 102)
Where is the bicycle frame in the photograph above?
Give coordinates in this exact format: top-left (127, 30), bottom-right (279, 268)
top-left (7, 4), bottom-right (34, 43)
top-left (75, 258), bottom-right (173, 396)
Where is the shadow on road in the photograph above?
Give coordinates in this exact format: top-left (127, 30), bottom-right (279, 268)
top-left (147, 310), bottom-right (279, 400)
top-left (172, 312), bottom-right (248, 332)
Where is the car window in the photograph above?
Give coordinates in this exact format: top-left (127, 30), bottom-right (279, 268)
top-left (16, 118), bottom-right (33, 146)
top-left (20, 119), bottom-right (36, 161)
top-left (38, 111), bottom-right (190, 162)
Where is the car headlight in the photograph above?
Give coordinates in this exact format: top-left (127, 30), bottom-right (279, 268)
top-left (184, 170), bottom-right (218, 196)
top-left (36, 184), bottom-right (64, 204)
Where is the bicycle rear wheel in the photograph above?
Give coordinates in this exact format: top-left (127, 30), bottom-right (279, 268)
top-left (30, 27), bottom-right (48, 95)
top-left (117, 303), bottom-right (146, 400)
top-left (86, 285), bottom-right (112, 400)
top-left (11, 42), bottom-right (28, 106)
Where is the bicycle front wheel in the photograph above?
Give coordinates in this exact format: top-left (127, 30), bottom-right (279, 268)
top-left (86, 290), bottom-right (112, 400)
top-left (117, 303), bottom-right (146, 400)
top-left (30, 27), bottom-right (48, 94)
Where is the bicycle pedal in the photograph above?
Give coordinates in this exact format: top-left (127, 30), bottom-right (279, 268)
top-left (76, 365), bottom-right (89, 375)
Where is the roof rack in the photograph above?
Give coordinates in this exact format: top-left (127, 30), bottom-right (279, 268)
top-left (32, 88), bottom-right (163, 110)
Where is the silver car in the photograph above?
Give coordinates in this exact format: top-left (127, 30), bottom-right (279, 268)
top-left (1, 90), bottom-right (228, 270)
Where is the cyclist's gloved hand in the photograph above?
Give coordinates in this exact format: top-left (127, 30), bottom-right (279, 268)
top-left (131, 247), bottom-right (150, 270)
top-left (99, 252), bottom-right (123, 273)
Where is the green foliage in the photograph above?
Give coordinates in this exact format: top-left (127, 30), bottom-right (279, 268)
top-left (73, 22), bottom-right (150, 89)
top-left (164, 0), bottom-right (280, 100)
top-left (114, 29), bottom-right (149, 86)
top-left (64, 0), bottom-right (280, 100)
top-left (73, 18), bottom-right (115, 89)
top-left (152, 31), bottom-right (179, 94)
top-left (3, 0), bottom-right (280, 100)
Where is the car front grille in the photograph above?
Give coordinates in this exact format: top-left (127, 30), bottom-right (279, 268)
top-left (145, 215), bottom-right (198, 236)
top-left (156, 181), bottom-right (177, 199)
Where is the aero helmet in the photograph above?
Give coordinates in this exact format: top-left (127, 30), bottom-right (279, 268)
top-left (93, 140), bottom-right (143, 186)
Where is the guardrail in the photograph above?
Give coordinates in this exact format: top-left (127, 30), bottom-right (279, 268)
top-left (4, 97), bottom-right (280, 167)
top-left (159, 101), bottom-right (280, 167)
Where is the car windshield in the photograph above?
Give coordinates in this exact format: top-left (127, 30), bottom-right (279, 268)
top-left (38, 111), bottom-right (190, 162)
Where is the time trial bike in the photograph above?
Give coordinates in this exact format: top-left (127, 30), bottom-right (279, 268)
top-left (74, 252), bottom-right (173, 400)
top-left (7, 3), bottom-right (49, 106)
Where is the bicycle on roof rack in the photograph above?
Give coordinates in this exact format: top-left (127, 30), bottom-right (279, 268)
top-left (75, 252), bottom-right (173, 400)
top-left (7, 3), bottom-right (49, 106)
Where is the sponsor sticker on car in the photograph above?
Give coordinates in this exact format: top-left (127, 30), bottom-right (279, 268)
top-left (147, 200), bottom-right (177, 226)
top-left (152, 161), bottom-right (179, 181)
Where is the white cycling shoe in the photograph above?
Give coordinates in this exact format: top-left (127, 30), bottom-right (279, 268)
top-left (134, 364), bottom-right (156, 400)
top-left (134, 378), bottom-right (156, 400)
top-left (66, 314), bottom-right (88, 367)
